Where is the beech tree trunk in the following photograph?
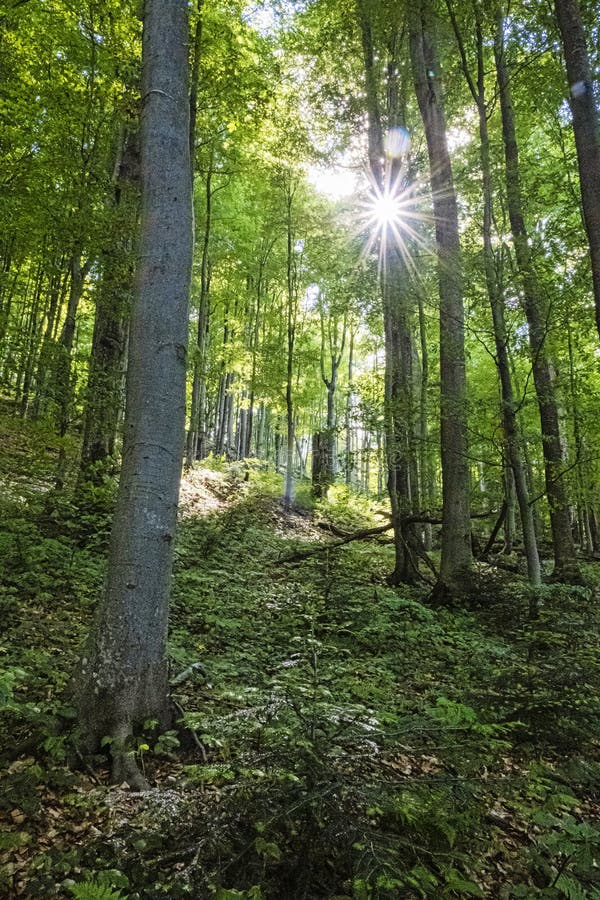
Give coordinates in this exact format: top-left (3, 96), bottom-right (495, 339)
top-left (447, 1), bottom-right (541, 585)
top-left (319, 306), bottom-right (346, 490)
top-left (284, 175), bottom-right (297, 508)
top-left (358, 0), bottom-right (418, 584)
top-left (55, 248), bottom-right (91, 488)
top-left (417, 290), bottom-right (433, 551)
top-left (31, 259), bottom-right (67, 418)
top-left (554, 0), bottom-right (600, 343)
top-left (410, 0), bottom-right (473, 597)
top-left (312, 431), bottom-right (333, 498)
top-left (76, 0), bottom-right (193, 784)
top-left (186, 167), bottom-right (212, 464)
top-left (345, 328), bottom-right (354, 486)
top-left (494, 15), bottom-right (582, 584)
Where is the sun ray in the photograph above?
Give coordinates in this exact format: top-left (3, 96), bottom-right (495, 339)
top-left (355, 137), bottom-right (439, 284)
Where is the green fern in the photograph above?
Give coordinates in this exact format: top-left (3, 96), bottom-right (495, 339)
top-left (68, 881), bottom-right (126, 900)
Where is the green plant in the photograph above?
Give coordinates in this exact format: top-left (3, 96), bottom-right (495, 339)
top-left (67, 879), bottom-right (127, 900)
top-left (523, 811), bottom-right (600, 898)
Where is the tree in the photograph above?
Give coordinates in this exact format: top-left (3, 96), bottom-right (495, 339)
top-left (446, 0), bottom-right (541, 586)
top-left (76, 0), bottom-right (193, 785)
top-left (493, 8), bottom-right (582, 584)
top-left (357, 0), bottom-right (421, 585)
top-left (410, 0), bottom-right (473, 597)
top-left (283, 169), bottom-right (301, 507)
top-left (554, 0), bottom-right (600, 344)
top-left (80, 122), bottom-right (140, 479)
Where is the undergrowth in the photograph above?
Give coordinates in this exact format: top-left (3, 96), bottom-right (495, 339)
top-left (2, 439), bottom-right (600, 897)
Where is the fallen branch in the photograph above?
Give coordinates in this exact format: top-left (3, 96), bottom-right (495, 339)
top-left (316, 520), bottom-right (353, 538)
top-left (283, 509), bottom-right (499, 564)
top-left (282, 522), bottom-right (393, 562)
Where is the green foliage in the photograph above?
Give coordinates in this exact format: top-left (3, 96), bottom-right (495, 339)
top-left (68, 875), bottom-right (128, 900)
top-left (476, 581), bottom-right (600, 747)
top-left (3, 463), bottom-right (600, 899)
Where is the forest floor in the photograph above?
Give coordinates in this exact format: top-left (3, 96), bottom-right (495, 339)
top-left (2, 416), bottom-right (600, 898)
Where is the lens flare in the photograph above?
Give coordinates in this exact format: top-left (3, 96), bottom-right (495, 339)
top-left (360, 170), bottom-right (429, 279)
top-left (371, 190), bottom-right (403, 228)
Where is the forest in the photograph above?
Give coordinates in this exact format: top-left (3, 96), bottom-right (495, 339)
top-left (2, 0), bottom-right (600, 895)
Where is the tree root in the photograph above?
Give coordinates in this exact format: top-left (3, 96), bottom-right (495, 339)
top-left (111, 745), bottom-right (150, 791)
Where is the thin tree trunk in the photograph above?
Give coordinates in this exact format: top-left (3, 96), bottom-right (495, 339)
top-left (410, 0), bottom-right (472, 597)
top-left (186, 168), bottom-right (212, 464)
top-left (448, 1), bottom-right (541, 584)
top-left (319, 307), bottom-right (346, 490)
top-left (80, 127), bottom-right (140, 477)
top-left (417, 290), bottom-right (433, 551)
top-left (358, 1), bottom-right (418, 584)
top-left (284, 179), bottom-right (296, 508)
top-left (18, 260), bottom-right (45, 417)
top-left (494, 13), bottom-right (582, 583)
top-left (55, 249), bottom-right (91, 488)
top-left (31, 260), bottom-right (67, 418)
top-left (345, 328), bottom-right (354, 486)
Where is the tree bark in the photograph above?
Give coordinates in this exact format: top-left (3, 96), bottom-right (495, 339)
top-left (186, 167), bottom-right (212, 464)
top-left (283, 175), bottom-right (297, 508)
top-left (54, 248), bottom-right (92, 489)
top-left (75, 0), bottom-right (193, 784)
top-left (554, 0), bottom-right (600, 344)
top-left (319, 305), bottom-right (346, 489)
top-left (345, 328), bottom-right (354, 486)
top-left (447, 0), bottom-right (541, 585)
top-left (410, 0), bottom-right (473, 597)
top-left (358, 0), bottom-right (419, 584)
top-left (494, 14), bottom-right (582, 584)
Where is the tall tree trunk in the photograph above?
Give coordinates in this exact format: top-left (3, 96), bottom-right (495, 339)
top-left (358, 0), bottom-right (418, 584)
top-left (319, 307), bottom-right (346, 491)
top-left (31, 260), bottom-right (67, 419)
top-left (18, 260), bottom-right (45, 417)
top-left (186, 167), bottom-right (212, 464)
top-left (566, 315), bottom-right (590, 551)
top-left (284, 178), bottom-right (297, 508)
top-left (494, 14), bottom-right (582, 584)
top-left (384, 244), bottom-right (419, 584)
top-left (76, 0), bottom-right (193, 785)
top-left (55, 249), bottom-right (91, 489)
top-left (188, 0), bottom-right (204, 175)
top-left (246, 242), bottom-right (273, 458)
top-left (410, 0), bottom-right (472, 597)
top-left (554, 0), bottom-right (600, 343)
top-left (417, 290), bottom-right (433, 550)
top-left (448, 1), bottom-right (541, 584)
top-left (0, 266), bottom-right (20, 375)
top-left (345, 328), bottom-right (354, 486)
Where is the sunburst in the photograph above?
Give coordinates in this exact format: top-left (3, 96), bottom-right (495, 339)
top-left (359, 128), bottom-right (435, 280)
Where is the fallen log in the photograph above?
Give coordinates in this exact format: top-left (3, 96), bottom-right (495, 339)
top-left (282, 510), bottom-right (498, 564)
top-left (282, 523), bottom-right (393, 562)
